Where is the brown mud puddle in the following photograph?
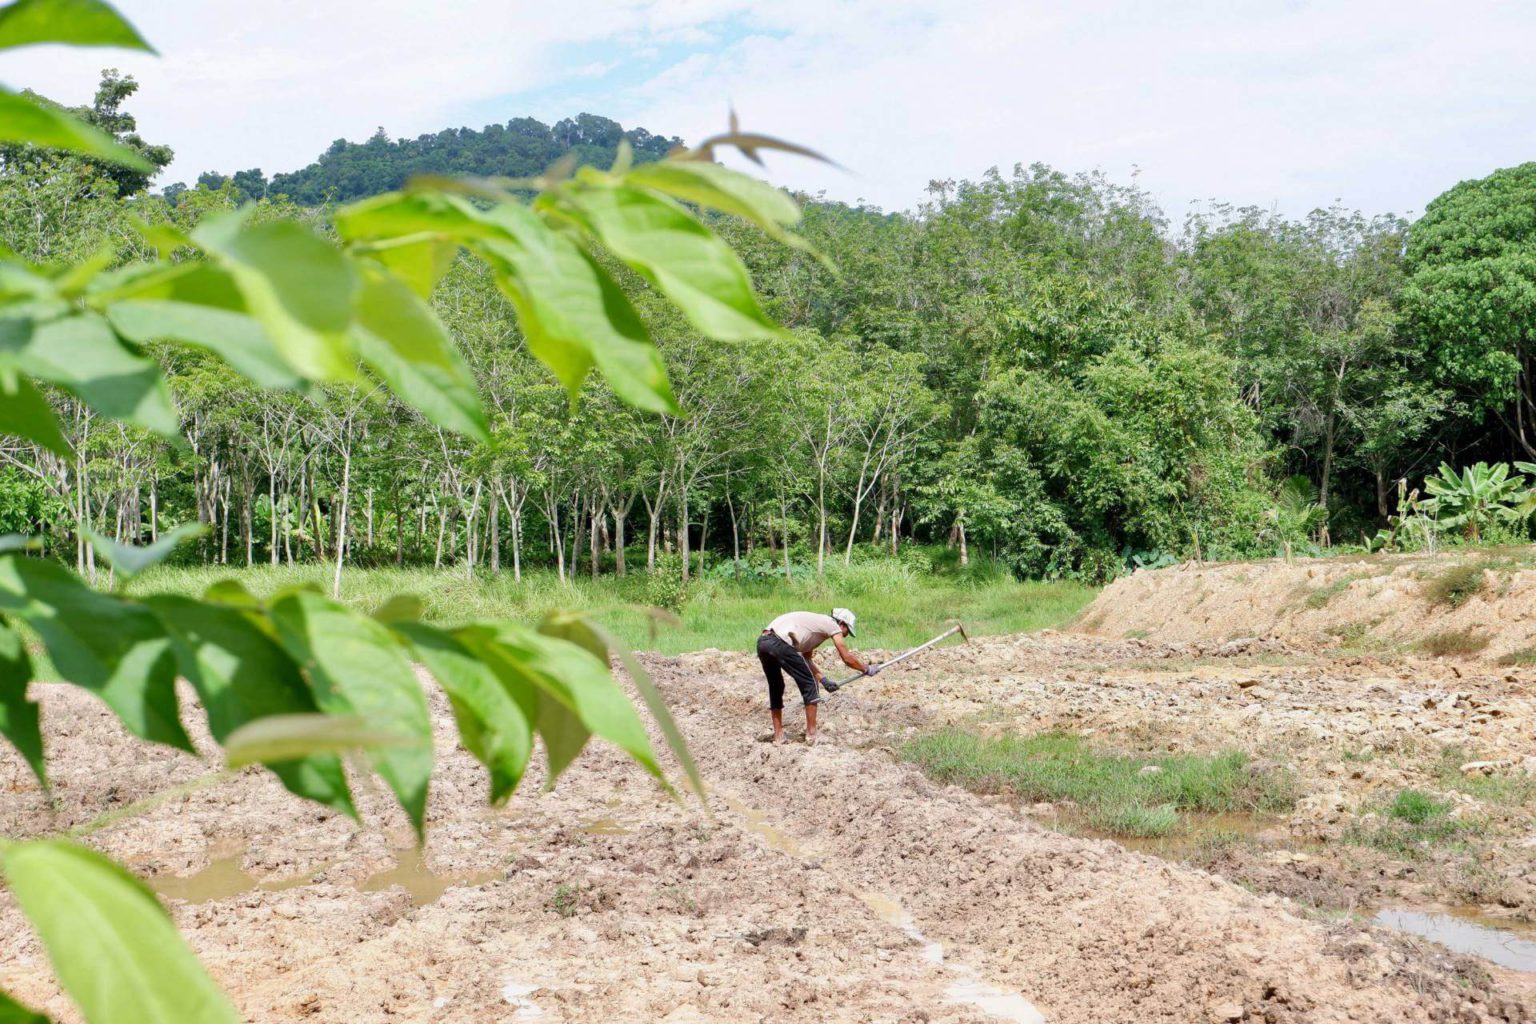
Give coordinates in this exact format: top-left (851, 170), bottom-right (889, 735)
top-left (1375, 909), bottom-right (1536, 973)
top-left (151, 845), bottom-right (499, 908)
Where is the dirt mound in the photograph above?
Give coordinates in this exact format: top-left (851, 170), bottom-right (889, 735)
top-left (1077, 551), bottom-right (1536, 663)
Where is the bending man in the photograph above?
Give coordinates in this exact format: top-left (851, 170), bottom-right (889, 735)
top-left (757, 607), bottom-right (872, 745)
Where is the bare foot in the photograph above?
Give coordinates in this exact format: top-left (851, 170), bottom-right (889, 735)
top-left (804, 734), bottom-right (818, 747)
top-left (772, 733), bottom-right (788, 746)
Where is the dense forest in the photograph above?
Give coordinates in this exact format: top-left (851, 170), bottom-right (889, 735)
top-left (178, 112), bottom-right (680, 206)
top-left (4, 72), bottom-right (1535, 583)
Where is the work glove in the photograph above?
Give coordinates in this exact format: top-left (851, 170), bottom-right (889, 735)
top-left (822, 679), bottom-right (840, 693)
top-left (864, 663), bottom-right (879, 676)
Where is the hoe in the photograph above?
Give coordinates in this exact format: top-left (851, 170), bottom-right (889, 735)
top-left (820, 622), bottom-right (969, 697)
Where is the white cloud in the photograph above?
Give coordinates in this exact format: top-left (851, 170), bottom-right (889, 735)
top-left (1, 1), bottom-right (1532, 217)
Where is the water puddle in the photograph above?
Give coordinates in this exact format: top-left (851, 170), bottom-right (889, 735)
top-left (1375, 909), bottom-right (1536, 973)
top-left (722, 796), bottom-right (818, 857)
top-left (501, 980), bottom-right (546, 1018)
top-left (1077, 811), bottom-right (1276, 860)
top-left (359, 846), bottom-right (500, 907)
top-left (943, 972), bottom-right (1048, 1023)
top-left (149, 856), bottom-right (319, 905)
top-left (152, 845), bottom-right (499, 909)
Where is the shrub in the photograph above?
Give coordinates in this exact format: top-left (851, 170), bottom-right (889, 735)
top-left (1423, 563), bottom-right (1487, 608)
top-left (645, 553), bottom-right (690, 612)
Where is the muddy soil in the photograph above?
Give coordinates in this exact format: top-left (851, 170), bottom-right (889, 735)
top-left (0, 635), bottom-right (1533, 1023)
top-left (808, 629), bottom-right (1536, 919)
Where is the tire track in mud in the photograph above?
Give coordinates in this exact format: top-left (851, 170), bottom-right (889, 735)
top-left (658, 658), bottom-right (1532, 1023)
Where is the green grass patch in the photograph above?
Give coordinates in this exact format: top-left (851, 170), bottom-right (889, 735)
top-left (1415, 626), bottom-right (1491, 658)
top-left (1389, 788), bottom-right (1451, 824)
top-left (1435, 748), bottom-right (1536, 806)
top-left (1346, 787), bottom-right (1472, 857)
top-left (1304, 574), bottom-right (1368, 610)
top-left (1089, 802), bottom-right (1180, 837)
top-left (898, 729), bottom-right (1296, 838)
top-left (1423, 563), bottom-right (1488, 609)
top-left (21, 562), bottom-right (1095, 677)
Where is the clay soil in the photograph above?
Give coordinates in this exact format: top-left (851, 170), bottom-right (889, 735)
top-left (2, 584), bottom-right (1535, 1021)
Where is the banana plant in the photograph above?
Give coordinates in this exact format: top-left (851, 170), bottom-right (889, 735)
top-left (1419, 461), bottom-right (1529, 542)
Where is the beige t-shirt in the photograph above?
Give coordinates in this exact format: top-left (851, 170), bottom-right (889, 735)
top-left (767, 611), bottom-right (842, 654)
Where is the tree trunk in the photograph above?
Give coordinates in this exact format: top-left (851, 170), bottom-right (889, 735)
top-left (331, 448), bottom-right (351, 600)
top-left (243, 477), bottom-right (254, 567)
top-left (779, 490), bottom-right (792, 582)
top-left (612, 508), bottom-right (626, 577)
top-left (678, 491), bottom-right (690, 583)
top-left (589, 503), bottom-right (600, 579)
top-left (433, 504), bottom-right (447, 569)
top-left (219, 476), bottom-right (230, 565)
top-left (268, 475), bottom-right (279, 564)
top-left (489, 491), bottom-right (500, 573)
top-left (283, 491), bottom-right (294, 565)
top-left (727, 492), bottom-right (741, 579)
top-left (644, 495), bottom-right (659, 571)
top-left (394, 484), bottom-right (404, 566)
top-left (511, 499), bottom-right (523, 583)
top-left (958, 516), bottom-right (968, 567)
top-left (1319, 412), bottom-right (1337, 512)
top-left (815, 471), bottom-right (827, 577)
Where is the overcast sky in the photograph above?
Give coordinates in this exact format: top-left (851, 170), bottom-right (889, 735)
top-left (5, 0), bottom-right (1534, 220)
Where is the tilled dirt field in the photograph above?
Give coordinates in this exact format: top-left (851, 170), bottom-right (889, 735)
top-left (1, 631), bottom-right (1534, 1023)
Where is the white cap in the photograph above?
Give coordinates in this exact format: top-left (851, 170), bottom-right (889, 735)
top-left (831, 608), bottom-right (856, 637)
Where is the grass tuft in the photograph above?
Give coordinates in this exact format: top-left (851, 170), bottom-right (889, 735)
top-left (1415, 626), bottom-right (1491, 658)
top-left (1389, 788), bottom-right (1450, 824)
top-left (1423, 563), bottom-right (1487, 609)
top-left (1089, 802), bottom-right (1180, 837)
top-left (550, 883), bottom-right (578, 918)
top-left (1495, 645), bottom-right (1536, 667)
top-left (1303, 573), bottom-right (1368, 610)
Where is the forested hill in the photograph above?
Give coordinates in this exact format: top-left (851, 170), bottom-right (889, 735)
top-left (181, 113), bottom-right (681, 205)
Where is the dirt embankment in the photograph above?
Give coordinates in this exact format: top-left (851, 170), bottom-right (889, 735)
top-left (0, 639), bottom-right (1533, 1024)
top-left (1077, 550), bottom-right (1536, 663)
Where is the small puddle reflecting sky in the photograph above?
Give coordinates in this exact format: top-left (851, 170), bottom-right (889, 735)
top-left (1375, 909), bottom-right (1536, 973)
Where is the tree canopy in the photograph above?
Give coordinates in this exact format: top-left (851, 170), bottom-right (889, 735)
top-left (170, 113), bottom-right (681, 206)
